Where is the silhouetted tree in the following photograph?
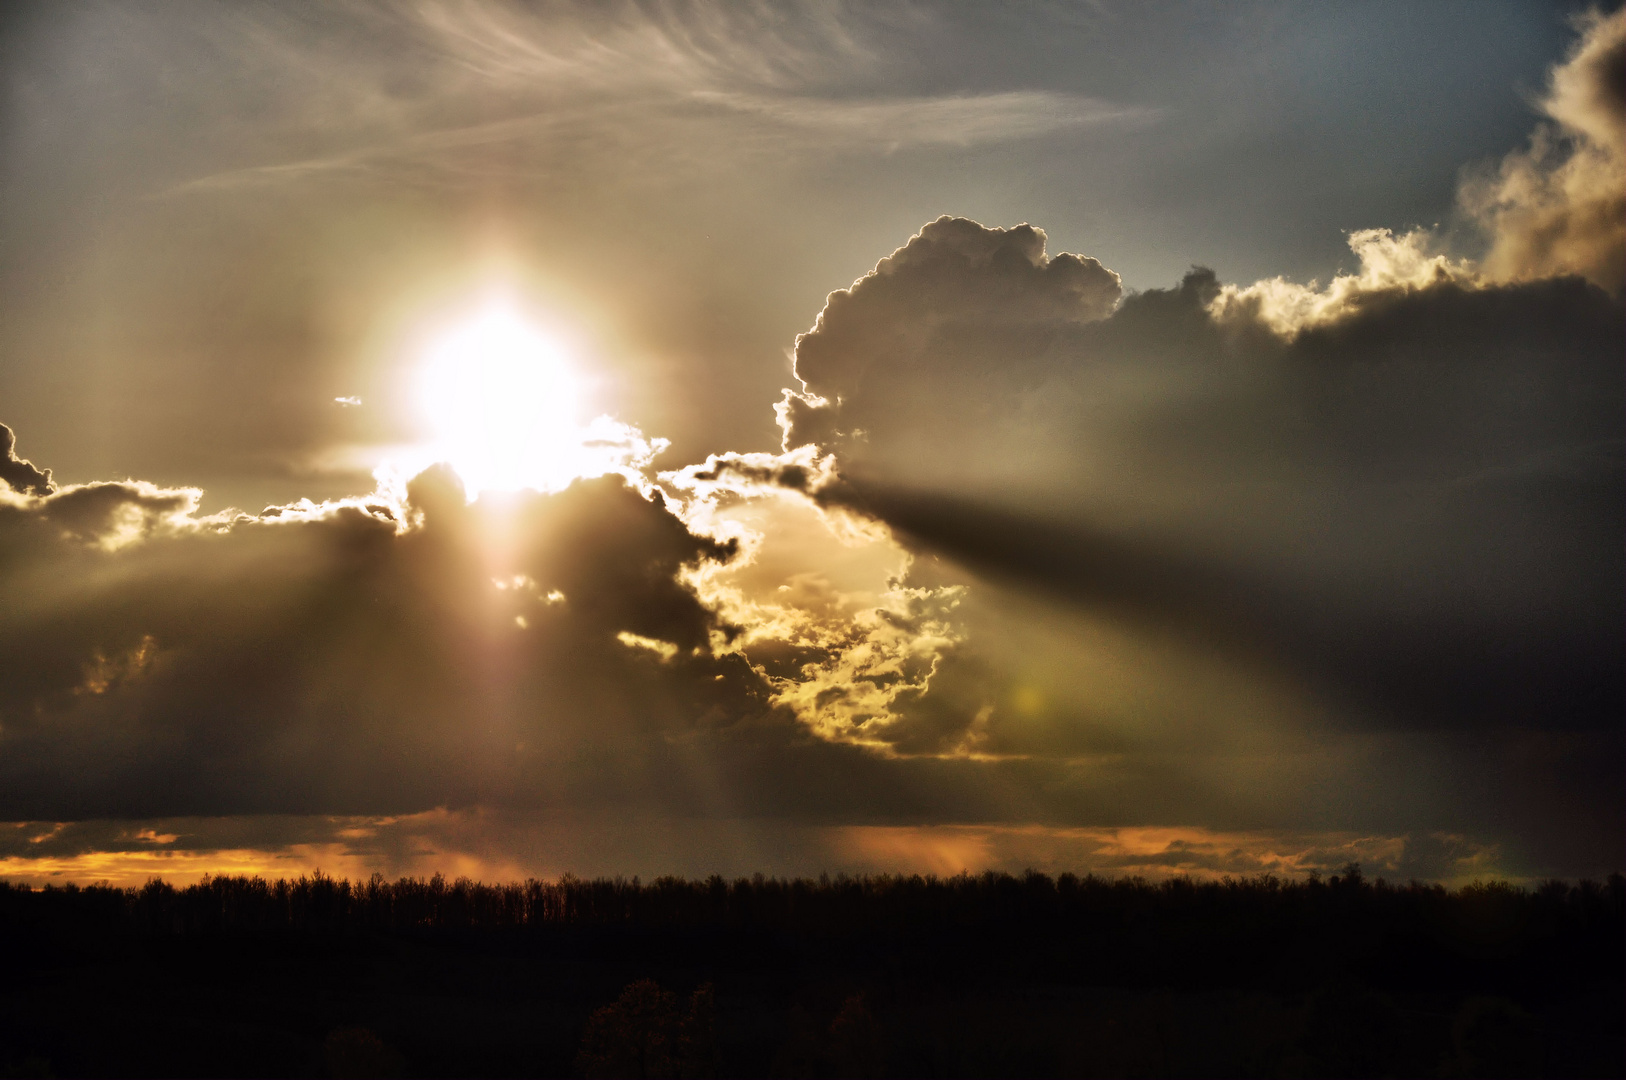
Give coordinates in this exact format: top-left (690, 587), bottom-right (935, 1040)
top-left (575, 980), bottom-right (716, 1079)
top-left (769, 1006), bottom-right (822, 1079)
top-left (676, 983), bottom-right (717, 1079)
top-left (828, 993), bottom-right (886, 1079)
top-left (2, 868), bottom-right (1622, 1077)
top-left (1439, 996), bottom-right (1542, 1078)
top-left (322, 1027), bottom-right (402, 1079)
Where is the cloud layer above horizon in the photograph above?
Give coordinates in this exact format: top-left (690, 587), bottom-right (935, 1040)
top-left (0, 2), bottom-right (1620, 885)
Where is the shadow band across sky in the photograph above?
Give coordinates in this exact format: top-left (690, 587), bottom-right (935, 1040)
top-left (841, 481), bottom-right (1625, 736)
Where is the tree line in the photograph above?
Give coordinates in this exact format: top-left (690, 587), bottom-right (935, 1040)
top-left (3, 865), bottom-right (1620, 979)
top-left (1, 867), bottom-right (1621, 1076)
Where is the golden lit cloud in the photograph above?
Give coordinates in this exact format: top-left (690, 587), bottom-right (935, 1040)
top-left (665, 460), bottom-right (968, 749)
top-left (1208, 227), bottom-right (1478, 336)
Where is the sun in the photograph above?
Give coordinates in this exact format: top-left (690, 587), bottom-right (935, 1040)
top-left (414, 301), bottom-right (586, 495)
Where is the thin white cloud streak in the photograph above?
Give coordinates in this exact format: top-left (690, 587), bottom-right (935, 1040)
top-left (170, 89), bottom-right (1145, 195)
top-left (162, 2), bottom-right (1149, 195)
top-left (692, 90), bottom-right (1152, 148)
top-left (410, 0), bottom-right (896, 95)
top-left (163, 109), bottom-right (618, 195)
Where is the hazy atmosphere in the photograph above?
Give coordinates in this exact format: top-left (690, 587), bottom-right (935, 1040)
top-left (1, 0), bottom-right (1621, 886)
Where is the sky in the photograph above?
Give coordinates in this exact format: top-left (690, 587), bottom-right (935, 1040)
top-left (0, 0), bottom-right (1621, 886)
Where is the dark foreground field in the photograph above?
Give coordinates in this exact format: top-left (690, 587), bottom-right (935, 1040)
top-left (1, 868), bottom-right (1620, 1078)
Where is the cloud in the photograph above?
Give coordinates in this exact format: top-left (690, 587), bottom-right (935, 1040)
top-left (162, 4), bottom-right (1147, 195)
top-left (0, 425), bottom-right (986, 828)
top-left (661, 448), bottom-right (967, 750)
top-left (3, 479), bottom-right (209, 551)
top-left (692, 89), bottom-right (1150, 149)
top-left (1209, 227), bottom-right (1478, 336)
top-left (773, 217), bottom-right (1622, 753)
top-left (19, 420), bottom-right (1569, 880)
top-left (778, 216), bottom-right (1122, 454)
top-left (755, 214), bottom-right (1622, 895)
top-left (9, 220), bottom-right (1573, 857)
top-left (0, 430), bottom-right (772, 821)
top-left (410, 0), bottom-right (888, 96)
top-left (0, 423), bottom-right (54, 497)
top-left (1201, 9), bottom-right (1626, 336)
top-left (1462, 6), bottom-right (1626, 293)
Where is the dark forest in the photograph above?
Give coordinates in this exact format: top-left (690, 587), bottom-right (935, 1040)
top-left (2, 868), bottom-right (1621, 1078)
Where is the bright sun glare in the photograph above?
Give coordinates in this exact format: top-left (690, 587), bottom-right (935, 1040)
top-left (415, 302), bottom-right (586, 495)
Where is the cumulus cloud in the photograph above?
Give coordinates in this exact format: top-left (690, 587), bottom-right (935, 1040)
top-left (2, 395), bottom-right (1613, 879)
top-left (1462, 6), bottom-right (1626, 293)
top-left (1198, 10), bottom-right (1625, 336)
top-left (18, 417), bottom-right (1502, 872)
top-left (1209, 227), bottom-right (1478, 336)
top-left (0, 427), bottom-right (766, 821)
top-left (778, 216), bottom-right (1122, 455)
top-left (0, 423), bottom-right (54, 497)
top-left (773, 217), bottom-right (1622, 753)
top-left (13, 223), bottom-right (1592, 853)
top-left (767, 6), bottom-right (1626, 749)
top-left (3, 479), bottom-right (210, 551)
top-left (0, 424), bottom-right (981, 828)
top-left (661, 447), bottom-right (967, 750)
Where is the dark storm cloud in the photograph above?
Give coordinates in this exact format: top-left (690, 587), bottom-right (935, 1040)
top-left (0, 423), bottom-right (1299, 838)
top-left (0, 428), bottom-right (1176, 835)
top-left (780, 219), bottom-right (1623, 739)
top-left (2, 426), bottom-right (1498, 853)
top-left (0, 405), bottom-right (1619, 878)
top-left (0, 434), bottom-right (775, 820)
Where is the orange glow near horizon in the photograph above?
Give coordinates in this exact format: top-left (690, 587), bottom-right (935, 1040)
top-left (0, 821), bottom-right (1516, 890)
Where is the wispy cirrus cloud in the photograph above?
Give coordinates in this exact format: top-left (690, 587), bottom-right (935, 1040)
top-left (691, 89), bottom-right (1151, 149)
top-left (170, 88), bottom-right (1144, 195)
top-left (163, 2), bottom-right (1150, 195)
